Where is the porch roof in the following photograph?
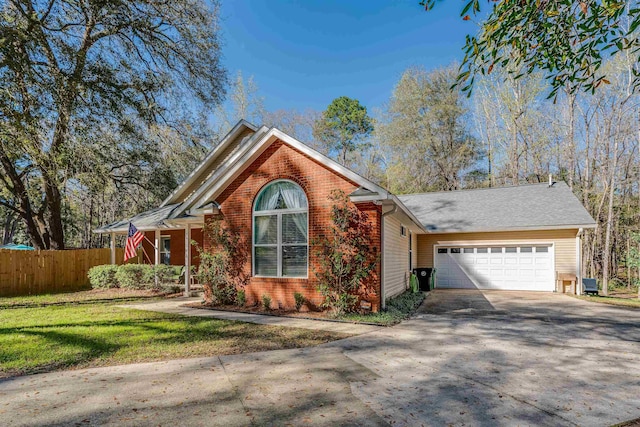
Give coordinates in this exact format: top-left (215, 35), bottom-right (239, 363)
top-left (93, 203), bottom-right (194, 234)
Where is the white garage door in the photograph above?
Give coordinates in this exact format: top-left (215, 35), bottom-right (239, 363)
top-left (434, 245), bottom-right (555, 291)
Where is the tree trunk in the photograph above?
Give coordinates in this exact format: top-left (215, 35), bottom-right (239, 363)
top-left (602, 139), bottom-right (619, 296)
top-left (567, 91), bottom-right (576, 191)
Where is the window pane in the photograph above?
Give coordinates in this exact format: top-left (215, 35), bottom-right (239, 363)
top-left (255, 181), bottom-right (308, 211)
top-left (520, 246), bottom-right (533, 253)
top-left (463, 248), bottom-right (474, 253)
top-left (535, 246), bottom-right (549, 253)
top-left (255, 246), bottom-right (278, 276)
top-left (505, 247), bottom-right (517, 253)
top-left (162, 238), bottom-right (170, 251)
top-left (160, 253), bottom-right (170, 265)
top-left (282, 213), bottom-right (307, 244)
top-left (476, 247), bottom-right (488, 253)
top-left (254, 215), bottom-right (277, 244)
top-left (490, 247), bottom-right (502, 253)
top-left (282, 246), bottom-right (307, 277)
top-left (437, 248), bottom-right (448, 254)
top-left (451, 248), bottom-right (461, 254)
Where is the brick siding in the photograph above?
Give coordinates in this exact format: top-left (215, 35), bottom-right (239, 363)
top-left (205, 139), bottom-right (382, 311)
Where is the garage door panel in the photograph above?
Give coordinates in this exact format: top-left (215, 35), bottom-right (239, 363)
top-left (435, 245), bottom-right (554, 291)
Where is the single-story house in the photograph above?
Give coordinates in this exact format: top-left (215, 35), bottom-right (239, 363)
top-left (95, 120), bottom-right (596, 310)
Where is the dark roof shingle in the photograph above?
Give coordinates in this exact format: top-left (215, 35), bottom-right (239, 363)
top-left (398, 182), bottom-right (596, 233)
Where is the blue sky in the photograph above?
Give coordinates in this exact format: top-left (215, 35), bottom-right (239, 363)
top-left (219, 1), bottom-right (481, 113)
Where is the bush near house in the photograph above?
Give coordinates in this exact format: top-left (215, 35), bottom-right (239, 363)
top-left (294, 292), bottom-right (306, 311)
top-left (88, 264), bottom-right (181, 293)
top-left (262, 294), bottom-right (272, 310)
top-left (314, 190), bottom-right (379, 316)
top-left (194, 219), bottom-right (248, 305)
top-left (87, 265), bottom-right (120, 289)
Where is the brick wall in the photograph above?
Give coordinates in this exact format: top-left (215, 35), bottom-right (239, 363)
top-left (142, 227), bottom-right (203, 267)
top-left (205, 139), bottom-right (382, 311)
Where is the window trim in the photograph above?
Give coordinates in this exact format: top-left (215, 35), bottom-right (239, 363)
top-left (252, 179), bottom-right (309, 278)
top-left (160, 236), bottom-right (171, 265)
top-left (408, 232), bottom-right (413, 271)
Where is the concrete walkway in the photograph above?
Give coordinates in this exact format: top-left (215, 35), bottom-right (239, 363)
top-left (120, 297), bottom-right (382, 335)
top-left (3, 291), bottom-right (640, 426)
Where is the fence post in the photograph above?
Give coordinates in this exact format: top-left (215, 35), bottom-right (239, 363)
top-left (110, 233), bottom-right (116, 265)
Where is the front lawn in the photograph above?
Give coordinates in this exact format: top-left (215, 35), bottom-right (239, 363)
top-left (0, 302), bottom-right (349, 378)
top-left (0, 288), bottom-right (166, 309)
top-left (574, 294), bottom-right (640, 308)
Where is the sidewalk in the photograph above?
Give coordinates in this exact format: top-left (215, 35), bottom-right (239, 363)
top-left (119, 297), bottom-right (382, 334)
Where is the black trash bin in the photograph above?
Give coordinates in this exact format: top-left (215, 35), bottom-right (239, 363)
top-left (413, 268), bottom-right (433, 291)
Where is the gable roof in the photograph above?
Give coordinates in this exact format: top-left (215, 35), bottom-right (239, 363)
top-left (161, 120), bottom-right (258, 207)
top-left (398, 182), bottom-right (596, 233)
top-left (94, 120), bottom-right (425, 234)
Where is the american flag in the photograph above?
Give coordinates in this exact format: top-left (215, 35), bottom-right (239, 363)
top-left (124, 223), bottom-right (144, 262)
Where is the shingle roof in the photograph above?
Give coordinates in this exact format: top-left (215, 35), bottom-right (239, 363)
top-left (93, 204), bottom-right (183, 234)
top-left (398, 182), bottom-right (596, 233)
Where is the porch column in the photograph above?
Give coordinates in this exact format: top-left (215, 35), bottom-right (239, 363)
top-left (110, 232), bottom-right (116, 265)
top-left (184, 224), bottom-right (191, 297)
top-left (154, 229), bottom-right (160, 266)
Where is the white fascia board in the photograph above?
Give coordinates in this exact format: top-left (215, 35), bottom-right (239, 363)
top-left (173, 126), bottom-right (270, 217)
top-left (191, 127), bottom-right (397, 214)
top-left (160, 120), bottom-right (257, 207)
top-left (420, 223), bottom-right (597, 235)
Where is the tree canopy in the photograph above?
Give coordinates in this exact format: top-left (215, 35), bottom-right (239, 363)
top-left (420, 0), bottom-right (640, 98)
top-left (313, 96), bottom-right (374, 164)
top-left (0, 0), bottom-right (226, 248)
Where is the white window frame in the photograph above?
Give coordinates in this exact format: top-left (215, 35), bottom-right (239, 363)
top-left (160, 236), bottom-right (171, 265)
top-left (252, 180), bottom-right (309, 278)
top-left (408, 231), bottom-right (413, 271)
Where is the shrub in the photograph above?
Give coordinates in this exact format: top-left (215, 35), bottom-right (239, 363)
top-left (194, 220), bottom-right (247, 305)
top-left (409, 273), bottom-right (419, 293)
top-left (151, 265), bottom-right (176, 288)
top-left (314, 190), bottom-right (378, 316)
top-left (116, 264), bottom-right (153, 290)
top-left (262, 294), bottom-right (272, 310)
top-left (293, 292), bottom-right (305, 311)
top-left (147, 264), bottom-right (183, 293)
top-left (236, 289), bottom-right (246, 306)
top-left (88, 265), bottom-right (119, 289)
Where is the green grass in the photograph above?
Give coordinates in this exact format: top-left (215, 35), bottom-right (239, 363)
top-left (341, 291), bottom-right (426, 326)
top-left (574, 294), bottom-right (640, 308)
top-left (0, 302), bottom-right (349, 378)
top-left (0, 289), bottom-right (165, 309)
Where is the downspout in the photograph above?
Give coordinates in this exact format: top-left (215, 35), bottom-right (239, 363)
top-left (379, 203), bottom-right (398, 310)
top-left (576, 228), bottom-right (583, 295)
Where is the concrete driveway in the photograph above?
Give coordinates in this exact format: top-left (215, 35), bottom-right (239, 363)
top-left (2, 290), bottom-right (640, 426)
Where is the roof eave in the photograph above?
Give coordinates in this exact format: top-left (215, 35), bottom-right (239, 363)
top-left (422, 223), bottom-right (597, 234)
top-left (160, 120), bottom-right (257, 207)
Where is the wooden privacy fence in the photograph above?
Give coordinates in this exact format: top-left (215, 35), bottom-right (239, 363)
top-left (0, 248), bottom-right (125, 297)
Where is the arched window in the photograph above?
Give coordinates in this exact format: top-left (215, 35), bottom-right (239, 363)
top-left (253, 180), bottom-right (308, 277)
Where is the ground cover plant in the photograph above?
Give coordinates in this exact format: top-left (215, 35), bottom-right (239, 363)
top-left (0, 301), bottom-right (349, 378)
top-left (341, 290), bottom-right (425, 326)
